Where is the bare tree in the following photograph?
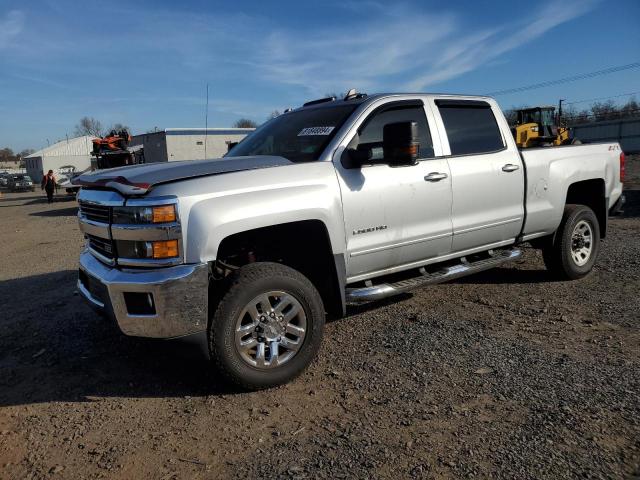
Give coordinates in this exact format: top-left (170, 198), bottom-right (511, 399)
top-left (0, 147), bottom-right (15, 162)
top-left (233, 118), bottom-right (258, 128)
top-left (74, 117), bottom-right (104, 137)
top-left (620, 96), bottom-right (639, 118)
top-left (590, 100), bottom-right (619, 122)
top-left (563, 105), bottom-right (591, 125)
top-left (18, 149), bottom-right (35, 158)
top-left (107, 123), bottom-right (130, 134)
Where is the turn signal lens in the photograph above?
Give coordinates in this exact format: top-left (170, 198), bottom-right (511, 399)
top-left (152, 240), bottom-right (179, 259)
top-left (152, 205), bottom-right (176, 223)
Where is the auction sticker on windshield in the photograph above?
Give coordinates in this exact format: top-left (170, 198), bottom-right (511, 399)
top-left (298, 127), bottom-right (335, 136)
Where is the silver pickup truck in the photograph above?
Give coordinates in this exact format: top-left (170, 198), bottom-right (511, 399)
top-left (76, 91), bottom-right (625, 389)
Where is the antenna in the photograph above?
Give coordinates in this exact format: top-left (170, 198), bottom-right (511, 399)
top-left (204, 83), bottom-right (209, 160)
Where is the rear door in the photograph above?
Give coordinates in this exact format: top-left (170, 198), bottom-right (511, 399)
top-left (432, 99), bottom-right (524, 252)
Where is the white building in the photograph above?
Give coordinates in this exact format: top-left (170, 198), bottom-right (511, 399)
top-left (25, 135), bottom-right (95, 181)
top-left (130, 128), bottom-right (254, 163)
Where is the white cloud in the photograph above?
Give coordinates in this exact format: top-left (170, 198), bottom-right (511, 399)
top-left (0, 10), bottom-right (25, 49)
top-left (404, 0), bottom-right (599, 90)
top-left (251, 10), bottom-right (457, 95)
top-left (0, 1), bottom-right (599, 118)
top-left (245, 0), bottom-right (598, 94)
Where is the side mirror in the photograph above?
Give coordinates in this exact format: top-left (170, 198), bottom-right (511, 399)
top-left (383, 121), bottom-right (419, 166)
top-left (342, 147), bottom-right (371, 169)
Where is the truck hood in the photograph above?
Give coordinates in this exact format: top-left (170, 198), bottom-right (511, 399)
top-left (75, 156), bottom-right (292, 195)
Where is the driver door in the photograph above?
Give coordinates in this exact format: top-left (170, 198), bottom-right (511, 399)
top-left (333, 100), bottom-right (453, 281)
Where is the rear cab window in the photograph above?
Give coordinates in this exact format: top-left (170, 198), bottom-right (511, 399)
top-left (436, 100), bottom-right (504, 155)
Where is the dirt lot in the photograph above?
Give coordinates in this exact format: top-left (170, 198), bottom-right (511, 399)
top-left (1, 157), bottom-right (639, 480)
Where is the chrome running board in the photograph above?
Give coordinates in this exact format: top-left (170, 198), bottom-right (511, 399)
top-left (345, 248), bottom-right (522, 304)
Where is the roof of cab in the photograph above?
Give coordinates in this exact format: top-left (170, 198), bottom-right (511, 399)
top-left (293, 92), bottom-right (494, 113)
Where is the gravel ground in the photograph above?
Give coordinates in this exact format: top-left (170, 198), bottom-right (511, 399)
top-left (0, 157), bottom-right (639, 479)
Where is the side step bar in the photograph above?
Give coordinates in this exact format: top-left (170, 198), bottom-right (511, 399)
top-left (345, 248), bottom-right (522, 304)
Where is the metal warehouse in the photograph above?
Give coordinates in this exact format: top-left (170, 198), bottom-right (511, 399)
top-left (129, 128), bottom-right (254, 163)
top-left (571, 117), bottom-right (640, 154)
top-left (25, 135), bottom-right (95, 181)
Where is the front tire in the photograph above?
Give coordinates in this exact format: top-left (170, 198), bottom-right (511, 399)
top-left (208, 262), bottom-right (325, 390)
top-left (542, 204), bottom-right (600, 279)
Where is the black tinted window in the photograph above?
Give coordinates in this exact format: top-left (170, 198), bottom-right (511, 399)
top-left (437, 102), bottom-right (504, 155)
top-left (353, 105), bottom-right (434, 160)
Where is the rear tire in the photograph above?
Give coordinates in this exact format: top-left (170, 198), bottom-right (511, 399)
top-left (208, 262), bottom-right (325, 390)
top-left (542, 204), bottom-right (600, 280)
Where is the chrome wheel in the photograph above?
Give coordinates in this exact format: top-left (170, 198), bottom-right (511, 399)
top-left (570, 220), bottom-right (593, 266)
top-left (235, 291), bottom-right (307, 369)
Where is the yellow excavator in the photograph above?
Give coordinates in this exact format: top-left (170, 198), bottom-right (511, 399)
top-left (512, 105), bottom-right (580, 148)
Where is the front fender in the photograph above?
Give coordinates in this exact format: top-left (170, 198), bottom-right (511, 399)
top-left (157, 162), bottom-right (346, 263)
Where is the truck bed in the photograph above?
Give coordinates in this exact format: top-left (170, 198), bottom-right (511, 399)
top-left (520, 142), bottom-right (623, 241)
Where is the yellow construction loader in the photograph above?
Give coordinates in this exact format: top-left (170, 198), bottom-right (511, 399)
top-left (512, 106), bottom-right (579, 148)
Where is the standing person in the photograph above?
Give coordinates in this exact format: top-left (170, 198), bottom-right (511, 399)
top-left (41, 169), bottom-right (57, 204)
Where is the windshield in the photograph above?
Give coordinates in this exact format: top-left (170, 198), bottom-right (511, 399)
top-left (540, 109), bottom-right (554, 126)
top-left (227, 105), bottom-right (356, 162)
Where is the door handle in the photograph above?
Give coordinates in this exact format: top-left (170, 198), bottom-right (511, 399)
top-left (502, 164), bottom-right (520, 172)
top-left (424, 172), bottom-right (448, 182)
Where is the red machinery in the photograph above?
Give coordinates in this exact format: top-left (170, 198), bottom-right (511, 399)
top-left (91, 129), bottom-right (140, 169)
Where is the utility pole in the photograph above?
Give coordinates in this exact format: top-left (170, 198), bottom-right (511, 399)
top-left (204, 83), bottom-right (209, 160)
top-left (558, 98), bottom-right (566, 125)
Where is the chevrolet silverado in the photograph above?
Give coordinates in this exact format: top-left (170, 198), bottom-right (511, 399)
top-left (75, 91), bottom-right (625, 389)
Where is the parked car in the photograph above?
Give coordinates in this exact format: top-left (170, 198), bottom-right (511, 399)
top-left (0, 173), bottom-right (10, 187)
top-left (55, 166), bottom-right (79, 195)
top-left (8, 174), bottom-right (35, 192)
top-left (75, 91), bottom-right (625, 390)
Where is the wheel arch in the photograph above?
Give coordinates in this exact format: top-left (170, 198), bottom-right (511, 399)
top-left (213, 220), bottom-right (346, 318)
top-left (564, 178), bottom-right (607, 238)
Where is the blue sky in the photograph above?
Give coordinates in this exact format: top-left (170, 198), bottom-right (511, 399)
top-left (0, 0), bottom-right (639, 151)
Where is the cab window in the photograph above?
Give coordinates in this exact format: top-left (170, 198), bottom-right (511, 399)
top-left (350, 105), bottom-right (434, 161)
top-left (436, 100), bottom-right (504, 155)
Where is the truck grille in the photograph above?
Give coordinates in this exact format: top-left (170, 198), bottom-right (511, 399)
top-left (79, 202), bottom-right (111, 223)
top-left (87, 234), bottom-right (115, 260)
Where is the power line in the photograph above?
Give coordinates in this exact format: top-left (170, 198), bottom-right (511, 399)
top-left (486, 62), bottom-right (640, 96)
top-left (564, 91), bottom-right (640, 106)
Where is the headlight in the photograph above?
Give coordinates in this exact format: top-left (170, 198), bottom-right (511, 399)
top-left (112, 205), bottom-right (177, 224)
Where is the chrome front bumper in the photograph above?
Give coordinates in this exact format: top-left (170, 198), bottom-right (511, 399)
top-left (78, 250), bottom-right (209, 338)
